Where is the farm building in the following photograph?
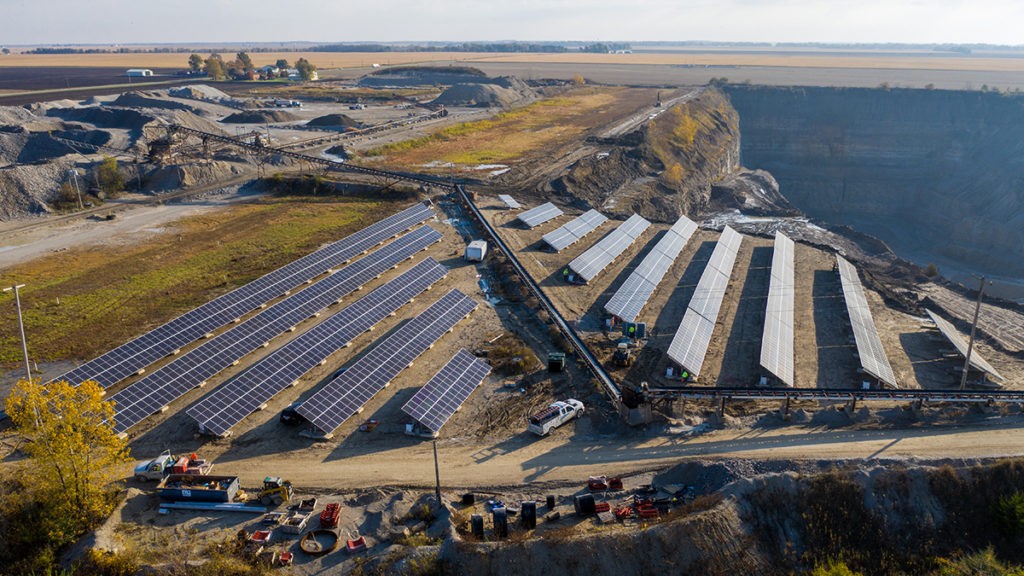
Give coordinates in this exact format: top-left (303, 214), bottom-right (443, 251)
top-left (126, 69), bottom-right (154, 77)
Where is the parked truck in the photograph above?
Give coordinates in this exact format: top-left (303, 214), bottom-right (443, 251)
top-left (527, 399), bottom-right (584, 436)
top-left (134, 450), bottom-right (213, 481)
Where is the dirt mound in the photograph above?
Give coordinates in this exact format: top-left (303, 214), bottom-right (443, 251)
top-left (0, 105), bottom-right (37, 125)
top-left (709, 170), bottom-right (798, 216)
top-left (110, 92), bottom-right (197, 113)
top-left (166, 110), bottom-right (228, 135)
top-left (45, 107), bottom-right (154, 131)
top-left (0, 161), bottom-right (71, 219)
top-left (221, 110), bottom-right (300, 124)
top-left (359, 66), bottom-right (489, 87)
top-left (0, 130), bottom-right (29, 166)
top-left (167, 84), bottom-right (230, 101)
top-left (554, 89), bottom-right (741, 221)
top-left (431, 77), bottom-right (536, 108)
top-left (306, 113), bottom-right (361, 129)
top-left (143, 160), bottom-right (248, 192)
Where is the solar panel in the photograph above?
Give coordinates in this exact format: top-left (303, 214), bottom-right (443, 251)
top-left (568, 214), bottom-right (652, 283)
top-left (836, 255), bottom-right (898, 388)
top-left (296, 289), bottom-right (478, 437)
top-left (542, 210), bottom-right (608, 251)
top-left (604, 215), bottom-right (697, 322)
top-left (186, 257), bottom-right (448, 436)
top-left (666, 226), bottom-right (743, 378)
top-left (54, 202), bottom-right (434, 389)
top-left (516, 202), bottom-right (563, 228)
top-left (402, 349), bottom-right (492, 434)
top-left (498, 194), bottom-right (522, 209)
top-left (760, 232), bottom-right (796, 387)
top-left (109, 226), bottom-right (443, 433)
top-left (925, 309), bottom-right (1004, 382)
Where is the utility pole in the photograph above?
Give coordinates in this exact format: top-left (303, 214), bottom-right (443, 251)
top-left (3, 284), bottom-right (32, 382)
top-left (432, 438), bottom-right (442, 506)
top-left (960, 276), bottom-right (988, 390)
top-left (69, 169), bottom-right (83, 209)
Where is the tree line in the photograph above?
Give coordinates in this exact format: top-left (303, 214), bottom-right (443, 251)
top-left (186, 52), bottom-right (316, 81)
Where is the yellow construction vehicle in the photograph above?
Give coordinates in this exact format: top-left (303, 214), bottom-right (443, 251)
top-left (257, 477), bottom-right (293, 506)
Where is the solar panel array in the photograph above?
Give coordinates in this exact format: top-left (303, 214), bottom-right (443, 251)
top-left (187, 258), bottom-right (448, 436)
top-left (402, 349), bottom-right (492, 434)
top-left (54, 202), bottom-right (434, 389)
top-left (836, 255), bottom-right (898, 388)
top-left (541, 210), bottom-right (608, 252)
top-left (604, 215), bottom-right (697, 322)
top-left (568, 214), bottom-right (651, 283)
top-left (109, 226), bottom-right (442, 433)
top-left (498, 194), bottom-right (522, 209)
top-left (667, 226), bottom-right (743, 377)
top-left (759, 232), bottom-right (796, 387)
top-left (296, 289), bottom-right (478, 436)
top-left (925, 309), bottom-right (1004, 382)
top-left (516, 202), bottom-right (563, 228)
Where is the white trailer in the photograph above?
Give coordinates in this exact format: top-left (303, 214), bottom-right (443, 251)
top-left (465, 240), bottom-right (488, 262)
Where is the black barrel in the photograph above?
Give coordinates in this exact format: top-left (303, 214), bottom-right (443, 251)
top-left (546, 494), bottom-right (556, 509)
top-left (470, 514), bottom-right (484, 538)
top-left (462, 493), bottom-right (476, 506)
top-left (493, 507), bottom-right (508, 538)
top-left (574, 494), bottom-right (596, 516)
top-left (521, 501), bottom-right (537, 529)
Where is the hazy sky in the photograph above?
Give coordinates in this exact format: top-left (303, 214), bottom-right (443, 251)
top-left (1, 0), bottom-right (1021, 46)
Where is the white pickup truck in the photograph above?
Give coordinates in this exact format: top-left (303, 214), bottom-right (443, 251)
top-left (134, 450), bottom-right (213, 481)
top-left (527, 399), bottom-right (584, 436)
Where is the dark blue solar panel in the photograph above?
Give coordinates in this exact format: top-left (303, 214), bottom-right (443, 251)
top-left (53, 202), bottom-right (434, 389)
top-left (296, 290), bottom-right (478, 436)
top-left (402, 349), bottom-right (491, 433)
top-left (186, 257), bottom-right (447, 436)
top-left (109, 226), bottom-right (442, 433)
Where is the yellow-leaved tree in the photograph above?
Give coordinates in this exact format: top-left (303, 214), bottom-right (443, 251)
top-left (4, 379), bottom-right (130, 547)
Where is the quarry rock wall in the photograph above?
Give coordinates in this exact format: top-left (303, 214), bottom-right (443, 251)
top-left (725, 86), bottom-right (1024, 280)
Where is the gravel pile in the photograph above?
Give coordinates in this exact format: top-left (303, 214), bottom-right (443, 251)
top-left (306, 113), bottom-right (361, 129)
top-left (221, 110), bottom-right (300, 124)
top-left (431, 77), bottom-right (536, 108)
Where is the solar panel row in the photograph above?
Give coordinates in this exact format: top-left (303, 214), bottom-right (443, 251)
top-left (759, 232), bottom-right (796, 387)
top-left (296, 289), bottom-right (478, 437)
top-left (516, 202), bottom-right (563, 228)
top-left (55, 202), bottom-right (435, 389)
top-left (666, 226), bottom-right (743, 378)
top-left (498, 194), bottom-right (522, 209)
top-left (541, 210), bottom-right (609, 252)
top-left (402, 349), bottom-right (492, 434)
top-left (110, 226), bottom-right (442, 433)
top-left (187, 257), bottom-right (449, 436)
top-left (604, 215), bottom-right (697, 322)
top-left (925, 309), bottom-right (1004, 381)
top-left (836, 256), bottom-right (898, 388)
top-left (568, 214), bottom-right (651, 283)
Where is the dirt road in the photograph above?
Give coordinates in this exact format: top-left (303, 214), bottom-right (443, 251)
top-left (203, 415), bottom-right (1024, 491)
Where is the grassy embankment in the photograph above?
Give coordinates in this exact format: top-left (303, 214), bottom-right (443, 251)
top-left (361, 88), bottom-right (622, 168)
top-left (0, 194), bottom-right (401, 366)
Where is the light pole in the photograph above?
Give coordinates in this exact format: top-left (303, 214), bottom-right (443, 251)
top-left (68, 169), bottom-right (83, 210)
top-left (3, 284), bottom-right (32, 382)
top-left (960, 276), bottom-right (989, 390)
